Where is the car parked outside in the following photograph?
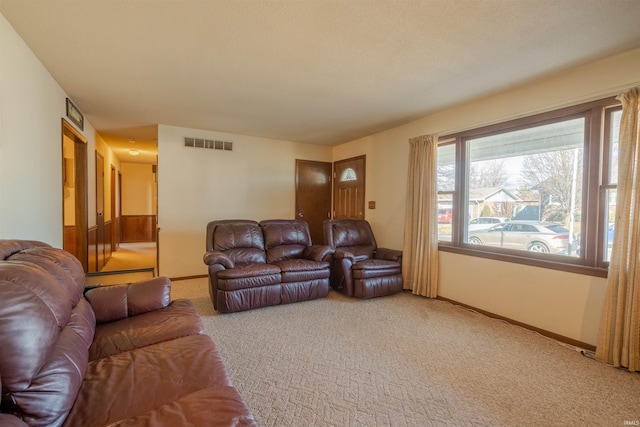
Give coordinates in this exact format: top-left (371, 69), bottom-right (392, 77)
top-left (468, 216), bottom-right (510, 232)
top-left (437, 208), bottom-right (452, 223)
top-left (467, 220), bottom-right (570, 254)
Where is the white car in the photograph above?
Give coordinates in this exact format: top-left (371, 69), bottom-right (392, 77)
top-left (467, 220), bottom-right (570, 254)
top-left (468, 217), bottom-right (510, 232)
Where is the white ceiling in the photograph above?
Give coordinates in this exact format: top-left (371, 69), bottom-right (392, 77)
top-left (2, 0), bottom-right (640, 162)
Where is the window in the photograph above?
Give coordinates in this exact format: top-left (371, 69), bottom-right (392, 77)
top-left (601, 107), bottom-right (622, 262)
top-left (437, 142), bottom-right (455, 242)
top-left (340, 167), bottom-right (357, 182)
top-left (437, 98), bottom-right (620, 276)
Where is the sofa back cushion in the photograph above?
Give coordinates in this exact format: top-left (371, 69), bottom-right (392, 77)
top-left (324, 220), bottom-right (377, 251)
top-left (0, 240), bottom-right (95, 427)
top-left (260, 220), bottom-right (312, 263)
top-left (207, 220), bottom-right (266, 264)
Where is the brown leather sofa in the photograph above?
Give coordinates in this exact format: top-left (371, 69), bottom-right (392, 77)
top-left (0, 240), bottom-right (256, 427)
top-left (323, 219), bottom-right (404, 298)
top-left (204, 219), bottom-right (332, 313)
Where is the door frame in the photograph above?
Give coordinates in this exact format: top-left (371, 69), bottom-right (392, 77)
top-left (61, 119), bottom-right (88, 271)
top-left (95, 151), bottom-right (105, 270)
top-left (110, 165), bottom-right (118, 252)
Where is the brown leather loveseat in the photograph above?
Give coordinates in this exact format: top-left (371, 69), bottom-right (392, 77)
top-left (203, 219), bottom-right (333, 313)
top-left (0, 239), bottom-right (256, 427)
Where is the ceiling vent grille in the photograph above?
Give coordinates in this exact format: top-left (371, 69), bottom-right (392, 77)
top-left (184, 137), bottom-right (233, 151)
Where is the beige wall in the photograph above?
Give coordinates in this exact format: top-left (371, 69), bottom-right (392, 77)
top-left (120, 163), bottom-right (155, 216)
top-left (95, 133), bottom-right (121, 222)
top-left (333, 48), bottom-right (640, 346)
top-left (157, 125), bottom-right (332, 278)
top-left (439, 252), bottom-right (607, 343)
top-left (0, 14), bottom-right (97, 243)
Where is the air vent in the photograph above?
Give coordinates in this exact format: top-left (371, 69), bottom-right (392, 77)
top-left (184, 137), bottom-right (233, 151)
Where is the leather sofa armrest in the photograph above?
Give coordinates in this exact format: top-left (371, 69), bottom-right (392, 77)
top-left (0, 414), bottom-right (29, 427)
top-left (303, 245), bottom-right (335, 262)
top-left (203, 251), bottom-right (234, 268)
top-left (85, 276), bottom-right (171, 324)
top-left (333, 248), bottom-right (356, 263)
top-left (375, 247), bottom-right (403, 263)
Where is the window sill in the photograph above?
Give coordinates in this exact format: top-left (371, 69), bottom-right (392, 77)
top-left (438, 244), bottom-right (609, 278)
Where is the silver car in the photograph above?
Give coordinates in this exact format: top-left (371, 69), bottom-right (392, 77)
top-left (467, 220), bottom-right (570, 254)
top-left (468, 216), bottom-right (510, 232)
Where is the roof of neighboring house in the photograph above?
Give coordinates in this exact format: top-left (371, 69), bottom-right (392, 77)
top-left (468, 187), bottom-right (522, 203)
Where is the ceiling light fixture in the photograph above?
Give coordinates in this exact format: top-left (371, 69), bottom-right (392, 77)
top-left (129, 149), bottom-right (140, 156)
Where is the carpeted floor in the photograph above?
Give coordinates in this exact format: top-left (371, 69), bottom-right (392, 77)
top-left (101, 242), bottom-right (157, 272)
top-left (171, 278), bottom-right (640, 427)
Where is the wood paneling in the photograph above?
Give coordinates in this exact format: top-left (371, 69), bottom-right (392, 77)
top-left (88, 226), bottom-right (98, 273)
top-left (63, 226), bottom-right (76, 257)
top-left (121, 215), bottom-right (157, 242)
top-left (113, 216), bottom-right (120, 251)
top-left (104, 220), bottom-right (112, 262)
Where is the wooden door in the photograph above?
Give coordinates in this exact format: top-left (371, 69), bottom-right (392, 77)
top-left (96, 152), bottom-right (105, 270)
top-left (333, 155), bottom-right (365, 219)
top-left (295, 160), bottom-right (332, 245)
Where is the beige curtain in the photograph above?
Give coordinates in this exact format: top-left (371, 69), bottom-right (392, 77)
top-left (596, 87), bottom-right (640, 372)
top-left (403, 134), bottom-right (439, 298)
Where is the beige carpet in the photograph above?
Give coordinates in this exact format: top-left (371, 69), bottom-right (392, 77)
top-left (171, 278), bottom-right (640, 427)
top-left (101, 242), bottom-right (157, 272)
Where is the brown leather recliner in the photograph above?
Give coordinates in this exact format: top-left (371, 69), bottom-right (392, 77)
top-left (204, 219), bottom-right (332, 313)
top-left (323, 219), bottom-right (403, 298)
top-left (204, 220), bottom-right (282, 313)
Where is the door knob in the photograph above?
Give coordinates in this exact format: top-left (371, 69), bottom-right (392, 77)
top-left (298, 213), bottom-right (304, 217)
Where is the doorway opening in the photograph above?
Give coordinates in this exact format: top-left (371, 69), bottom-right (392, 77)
top-left (87, 126), bottom-right (158, 282)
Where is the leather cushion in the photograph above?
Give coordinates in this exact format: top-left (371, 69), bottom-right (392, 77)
top-left (352, 259), bottom-right (400, 270)
top-left (63, 334), bottom-right (234, 427)
top-left (338, 245), bottom-right (375, 260)
top-left (352, 259), bottom-right (401, 279)
top-left (261, 220), bottom-right (312, 263)
top-left (216, 285), bottom-right (282, 313)
top-left (273, 259), bottom-right (330, 282)
top-left (331, 222), bottom-right (375, 247)
top-left (217, 263), bottom-right (280, 279)
top-left (106, 386), bottom-right (257, 426)
top-left (281, 279), bottom-right (329, 304)
top-left (89, 299), bottom-right (204, 360)
top-left (8, 246), bottom-right (85, 306)
top-left (217, 273), bottom-right (282, 291)
top-left (217, 263), bottom-right (281, 291)
top-left (213, 223), bottom-right (264, 252)
top-left (353, 274), bottom-right (403, 299)
top-left (273, 259), bottom-right (329, 272)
